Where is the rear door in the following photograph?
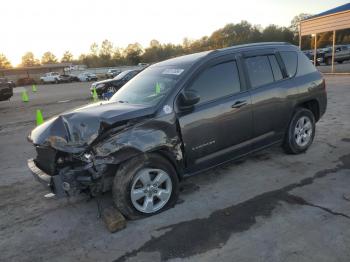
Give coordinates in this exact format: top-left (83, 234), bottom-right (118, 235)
top-left (177, 55), bottom-right (253, 172)
top-left (243, 50), bottom-right (293, 149)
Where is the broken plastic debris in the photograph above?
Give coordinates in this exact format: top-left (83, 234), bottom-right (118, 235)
top-left (44, 193), bottom-right (56, 198)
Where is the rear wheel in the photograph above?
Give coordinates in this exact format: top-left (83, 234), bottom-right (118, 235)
top-left (112, 154), bottom-right (179, 219)
top-left (283, 108), bottom-right (315, 154)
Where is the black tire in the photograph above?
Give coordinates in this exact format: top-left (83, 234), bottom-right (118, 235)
top-left (283, 108), bottom-right (315, 154)
top-left (338, 60), bottom-right (343, 64)
top-left (112, 153), bottom-right (179, 220)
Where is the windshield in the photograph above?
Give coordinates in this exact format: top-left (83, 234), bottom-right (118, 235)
top-left (110, 66), bottom-right (185, 106)
top-left (113, 70), bottom-right (130, 80)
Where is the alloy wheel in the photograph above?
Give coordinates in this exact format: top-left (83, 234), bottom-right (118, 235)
top-left (130, 168), bottom-right (172, 213)
top-left (294, 116), bottom-right (313, 147)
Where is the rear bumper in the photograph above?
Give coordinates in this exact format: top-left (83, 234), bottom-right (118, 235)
top-left (27, 158), bottom-right (66, 197)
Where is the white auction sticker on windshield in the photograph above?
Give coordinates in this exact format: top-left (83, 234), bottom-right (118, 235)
top-left (162, 68), bottom-right (184, 75)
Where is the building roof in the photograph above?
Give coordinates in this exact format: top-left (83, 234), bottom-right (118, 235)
top-left (308, 2), bottom-right (350, 19)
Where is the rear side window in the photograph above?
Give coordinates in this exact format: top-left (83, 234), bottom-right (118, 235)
top-left (188, 61), bottom-right (241, 104)
top-left (297, 51), bottom-right (317, 76)
top-left (245, 56), bottom-right (274, 88)
top-left (268, 55), bottom-right (283, 81)
top-left (280, 51), bottom-right (298, 77)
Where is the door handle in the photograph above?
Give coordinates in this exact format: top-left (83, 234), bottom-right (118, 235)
top-left (231, 100), bottom-right (247, 109)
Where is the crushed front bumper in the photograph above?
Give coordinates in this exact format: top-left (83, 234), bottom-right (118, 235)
top-left (27, 158), bottom-right (66, 197)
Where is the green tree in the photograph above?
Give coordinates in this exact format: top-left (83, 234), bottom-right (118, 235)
top-left (61, 51), bottom-right (74, 63)
top-left (262, 25), bottom-right (294, 43)
top-left (150, 39), bottom-right (161, 48)
top-left (209, 21), bottom-right (262, 48)
top-left (0, 54), bottom-right (12, 69)
top-left (41, 51), bottom-right (58, 64)
top-left (90, 42), bottom-right (99, 56)
top-left (124, 43), bottom-right (143, 65)
top-left (100, 39), bottom-right (114, 59)
top-left (76, 19), bottom-right (298, 67)
top-left (112, 48), bottom-right (125, 65)
top-left (21, 52), bottom-right (40, 67)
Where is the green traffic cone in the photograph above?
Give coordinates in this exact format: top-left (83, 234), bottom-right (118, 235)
top-left (32, 84), bottom-right (37, 92)
top-left (92, 87), bottom-right (98, 102)
top-left (36, 109), bottom-right (44, 126)
top-left (22, 90), bottom-right (29, 102)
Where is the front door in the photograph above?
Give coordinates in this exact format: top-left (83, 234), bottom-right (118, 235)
top-left (177, 56), bottom-right (253, 172)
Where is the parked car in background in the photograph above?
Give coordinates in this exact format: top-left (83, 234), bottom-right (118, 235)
top-left (0, 78), bottom-right (16, 88)
top-left (78, 72), bottom-right (98, 82)
top-left (315, 47), bottom-right (331, 65)
top-left (303, 49), bottom-right (327, 66)
top-left (0, 78), bottom-right (13, 101)
top-left (28, 42), bottom-right (327, 218)
top-left (105, 69), bottom-right (121, 79)
top-left (59, 74), bottom-right (80, 83)
top-left (7, 80), bottom-right (15, 88)
top-left (138, 62), bottom-right (149, 67)
top-left (40, 72), bottom-right (63, 84)
top-left (17, 77), bottom-right (36, 86)
top-left (324, 45), bottom-right (350, 65)
top-left (90, 69), bottom-right (141, 99)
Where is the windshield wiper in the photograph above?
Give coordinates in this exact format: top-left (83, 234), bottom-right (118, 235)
top-left (117, 100), bottom-right (128, 103)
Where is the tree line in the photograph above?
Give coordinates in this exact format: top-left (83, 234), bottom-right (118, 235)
top-left (0, 15), bottom-right (309, 69)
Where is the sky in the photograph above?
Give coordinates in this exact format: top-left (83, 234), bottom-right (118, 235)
top-left (1, 0), bottom-right (348, 66)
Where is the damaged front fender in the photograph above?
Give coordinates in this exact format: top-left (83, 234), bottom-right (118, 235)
top-left (93, 116), bottom-right (184, 170)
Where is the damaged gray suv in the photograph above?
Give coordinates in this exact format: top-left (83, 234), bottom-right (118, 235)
top-left (28, 42), bottom-right (327, 219)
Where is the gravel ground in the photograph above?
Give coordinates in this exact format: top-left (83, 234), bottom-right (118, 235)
top-left (0, 76), bottom-right (349, 262)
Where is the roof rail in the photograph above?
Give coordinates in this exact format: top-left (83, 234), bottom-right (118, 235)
top-left (218, 42), bottom-right (291, 52)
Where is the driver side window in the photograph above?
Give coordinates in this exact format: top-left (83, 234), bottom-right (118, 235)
top-left (186, 61), bottom-right (241, 105)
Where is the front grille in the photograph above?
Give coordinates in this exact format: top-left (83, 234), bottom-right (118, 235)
top-left (35, 146), bottom-right (57, 175)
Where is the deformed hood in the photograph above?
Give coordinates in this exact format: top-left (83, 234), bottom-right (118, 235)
top-left (29, 101), bottom-right (155, 153)
top-left (92, 78), bottom-right (115, 86)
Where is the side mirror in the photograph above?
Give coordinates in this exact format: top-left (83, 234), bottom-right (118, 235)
top-left (178, 89), bottom-right (200, 110)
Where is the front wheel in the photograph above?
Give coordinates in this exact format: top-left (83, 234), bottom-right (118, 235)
top-left (112, 154), bottom-right (179, 219)
top-left (283, 108), bottom-right (315, 154)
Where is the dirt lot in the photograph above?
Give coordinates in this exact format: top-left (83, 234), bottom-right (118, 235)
top-left (0, 77), bottom-right (349, 262)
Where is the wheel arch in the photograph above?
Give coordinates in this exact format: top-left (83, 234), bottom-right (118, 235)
top-left (148, 147), bottom-right (185, 181)
top-left (296, 99), bottom-right (320, 122)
